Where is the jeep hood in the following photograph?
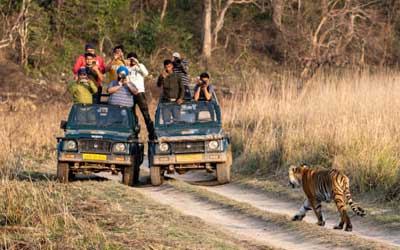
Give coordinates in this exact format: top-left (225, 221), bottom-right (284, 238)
top-left (156, 126), bottom-right (223, 138)
top-left (64, 129), bottom-right (134, 141)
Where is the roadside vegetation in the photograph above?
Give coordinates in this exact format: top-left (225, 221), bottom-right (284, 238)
top-left (223, 71), bottom-right (400, 204)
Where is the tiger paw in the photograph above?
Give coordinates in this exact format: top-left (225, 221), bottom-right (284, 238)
top-left (317, 221), bottom-right (325, 226)
top-left (292, 214), bottom-right (304, 221)
top-left (344, 226), bottom-right (353, 232)
top-left (333, 225), bottom-right (343, 230)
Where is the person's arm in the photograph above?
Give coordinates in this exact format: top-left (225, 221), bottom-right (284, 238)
top-left (97, 56), bottom-right (106, 74)
top-left (177, 75), bottom-right (184, 103)
top-left (67, 81), bottom-right (77, 94)
top-left (126, 82), bottom-right (139, 95)
top-left (202, 85), bottom-right (212, 101)
top-left (88, 80), bottom-right (98, 94)
top-left (73, 56), bottom-right (84, 74)
top-left (107, 81), bottom-right (123, 94)
top-left (193, 85), bottom-right (201, 101)
top-left (92, 65), bottom-right (103, 82)
top-left (138, 63), bottom-right (149, 77)
top-left (157, 74), bottom-right (165, 87)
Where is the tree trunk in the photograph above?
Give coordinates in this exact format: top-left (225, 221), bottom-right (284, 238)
top-left (213, 0), bottom-right (233, 48)
top-left (160, 0), bottom-right (168, 22)
top-left (272, 0), bottom-right (284, 31)
top-left (202, 0), bottom-right (212, 66)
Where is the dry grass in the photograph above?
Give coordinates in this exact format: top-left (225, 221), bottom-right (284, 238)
top-left (222, 70), bottom-right (400, 200)
top-left (0, 103), bottom-right (251, 249)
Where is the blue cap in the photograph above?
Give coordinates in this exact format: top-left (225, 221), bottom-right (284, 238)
top-left (85, 43), bottom-right (95, 50)
top-left (77, 67), bottom-right (87, 75)
top-left (117, 66), bottom-right (129, 76)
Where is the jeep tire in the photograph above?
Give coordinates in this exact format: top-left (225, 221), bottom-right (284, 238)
top-left (123, 165), bottom-right (137, 186)
top-left (216, 146), bottom-right (232, 184)
top-left (57, 162), bottom-right (70, 183)
top-left (150, 166), bottom-right (163, 186)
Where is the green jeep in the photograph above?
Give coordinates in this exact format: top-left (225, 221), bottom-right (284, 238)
top-left (57, 104), bottom-right (144, 186)
top-left (148, 99), bottom-right (232, 186)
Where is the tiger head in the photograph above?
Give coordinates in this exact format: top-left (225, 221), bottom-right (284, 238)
top-left (288, 164), bottom-right (308, 188)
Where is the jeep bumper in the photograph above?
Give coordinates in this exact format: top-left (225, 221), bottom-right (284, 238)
top-left (153, 152), bottom-right (227, 165)
top-left (58, 152), bottom-right (134, 166)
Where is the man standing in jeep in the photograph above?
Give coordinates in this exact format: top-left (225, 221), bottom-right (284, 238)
top-left (157, 59), bottom-right (184, 104)
top-left (126, 52), bottom-right (156, 140)
top-left (157, 59), bottom-right (185, 123)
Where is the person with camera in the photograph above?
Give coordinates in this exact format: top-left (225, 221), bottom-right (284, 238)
top-left (125, 52), bottom-right (156, 140)
top-left (157, 59), bottom-right (184, 124)
top-left (73, 43), bottom-right (106, 77)
top-left (107, 66), bottom-right (138, 107)
top-left (106, 45), bottom-right (126, 83)
top-left (68, 68), bottom-right (98, 104)
top-left (84, 53), bottom-right (103, 103)
top-left (171, 52), bottom-right (191, 99)
top-left (193, 72), bottom-right (214, 101)
top-left (157, 59), bottom-right (184, 103)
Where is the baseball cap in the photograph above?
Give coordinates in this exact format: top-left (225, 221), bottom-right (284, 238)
top-left (85, 43), bottom-right (95, 50)
top-left (172, 52), bottom-right (181, 59)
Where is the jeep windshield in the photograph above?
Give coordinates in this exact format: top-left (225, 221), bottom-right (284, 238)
top-left (67, 104), bottom-right (132, 130)
top-left (156, 101), bottom-right (221, 126)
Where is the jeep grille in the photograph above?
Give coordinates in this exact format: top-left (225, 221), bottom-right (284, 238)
top-left (79, 139), bottom-right (111, 154)
top-left (171, 141), bottom-right (205, 154)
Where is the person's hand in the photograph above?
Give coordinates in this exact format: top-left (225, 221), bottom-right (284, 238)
top-left (177, 98), bottom-right (183, 105)
top-left (162, 71), bottom-right (168, 78)
top-left (133, 58), bottom-right (139, 65)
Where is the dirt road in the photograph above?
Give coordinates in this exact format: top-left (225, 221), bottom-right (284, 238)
top-left (102, 167), bottom-right (400, 250)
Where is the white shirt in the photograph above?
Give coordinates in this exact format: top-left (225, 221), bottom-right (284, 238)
top-left (127, 63), bottom-right (148, 93)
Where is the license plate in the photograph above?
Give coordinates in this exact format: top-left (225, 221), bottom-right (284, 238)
top-left (176, 154), bottom-right (203, 162)
top-left (82, 153), bottom-right (107, 161)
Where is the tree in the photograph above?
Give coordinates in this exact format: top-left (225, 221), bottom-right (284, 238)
top-left (202, 0), bottom-right (212, 64)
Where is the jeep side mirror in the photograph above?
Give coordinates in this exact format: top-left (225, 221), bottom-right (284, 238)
top-left (60, 120), bottom-right (67, 130)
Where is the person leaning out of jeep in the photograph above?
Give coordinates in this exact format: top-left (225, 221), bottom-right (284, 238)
top-left (107, 66), bottom-right (138, 107)
top-left (157, 59), bottom-right (184, 104)
top-left (193, 72), bottom-right (215, 101)
top-left (67, 67), bottom-right (98, 104)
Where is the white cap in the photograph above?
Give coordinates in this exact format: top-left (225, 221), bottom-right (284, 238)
top-left (172, 52), bottom-right (181, 59)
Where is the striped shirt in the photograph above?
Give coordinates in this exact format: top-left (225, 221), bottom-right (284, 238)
top-left (173, 60), bottom-right (190, 87)
top-left (107, 80), bottom-right (134, 107)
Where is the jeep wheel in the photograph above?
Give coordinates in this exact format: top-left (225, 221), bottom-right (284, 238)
top-left (123, 166), bottom-right (136, 186)
top-left (57, 162), bottom-right (70, 183)
top-left (150, 166), bottom-right (163, 186)
top-left (217, 146), bottom-right (232, 184)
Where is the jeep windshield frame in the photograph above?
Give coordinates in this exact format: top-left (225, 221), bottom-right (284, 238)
top-left (155, 101), bottom-right (222, 128)
top-left (66, 104), bottom-right (134, 132)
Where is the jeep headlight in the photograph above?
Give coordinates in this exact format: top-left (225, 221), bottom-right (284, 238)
top-left (113, 143), bottom-right (128, 154)
top-left (159, 143), bottom-right (170, 152)
top-left (208, 140), bottom-right (219, 150)
top-left (63, 140), bottom-right (77, 151)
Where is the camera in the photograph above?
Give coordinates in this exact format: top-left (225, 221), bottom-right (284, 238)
top-left (120, 74), bottom-right (127, 80)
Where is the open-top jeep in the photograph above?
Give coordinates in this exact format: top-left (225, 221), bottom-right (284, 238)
top-left (148, 99), bottom-right (232, 186)
top-left (57, 104), bottom-right (144, 186)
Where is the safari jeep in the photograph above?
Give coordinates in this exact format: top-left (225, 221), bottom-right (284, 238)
top-left (148, 99), bottom-right (232, 186)
top-left (57, 104), bottom-right (144, 186)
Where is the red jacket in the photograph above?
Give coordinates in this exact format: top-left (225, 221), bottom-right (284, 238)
top-left (73, 55), bottom-right (105, 84)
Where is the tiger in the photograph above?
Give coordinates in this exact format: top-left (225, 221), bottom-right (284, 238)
top-left (288, 164), bottom-right (366, 232)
